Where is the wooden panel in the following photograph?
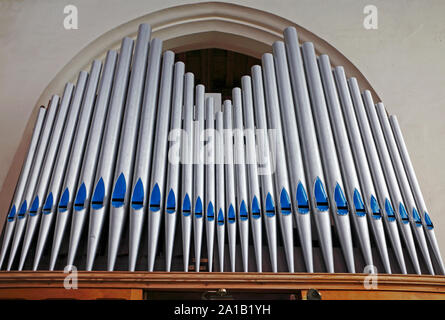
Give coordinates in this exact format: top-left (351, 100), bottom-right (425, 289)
top-left (0, 272), bottom-right (443, 300)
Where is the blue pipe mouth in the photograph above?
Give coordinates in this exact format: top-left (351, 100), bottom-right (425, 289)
top-left (18, 201), bottom-right (27, 219)
top-left (182, 194), bottom-right (191, 217)
top-left (149, 183), bottom-right (161, 212)
top-left (228, 204), bottom-right (236, 224)
top-left (166, 189), bottom-right (176, 214)
top-left (370, 195), bottom-right (382, 220)
top-left (251, 196), bottom-right (261, 219)
top-left (424, 212), bottom-right (434, 230)
top-left (29, 196), bottom-right (40, 216)
top-left (399, 203), bottom-right (410, 224)
top-left (111, 173), bottom-right (126, 208)
top-left (385, 199), bottom-right (396, 222)
top-left (131, 178), bottom-right (144, 210)
top-left (353, 189), bottom-right (366, 217)
top-left (412, 208), bottom-right (422, 227)
top-left (217, 209), bottom-right (224, 226)
top-left (265, 193), bottom-right (275, 217)
top-left (194, 197), bottom-right (203, 218)
top-left (314, 177), bottom-right (329, 212)
top-left (58, 188), bottom-right (70, 213)
top-left (91, 178), bottom-right (105, 210)
top-left (7, 205), bottom-right (16, 222)
top-left (207, 202), bottom-right (214, 221)
top-left (74, 183), bottom-right (87, 211)
top-left (43, 192), bottom-right (54, 215)
top-left (334, 184), bottom-right (349, 216)
top-left (239, 200), bottom-right (248, 221)
top-left (280, 188), bottom-right (292, 216)
top-left (296, 182), bottom-right (309, 214)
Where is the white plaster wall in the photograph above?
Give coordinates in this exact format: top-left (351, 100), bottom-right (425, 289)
top-left (1, 0), bottom-right (444, 263)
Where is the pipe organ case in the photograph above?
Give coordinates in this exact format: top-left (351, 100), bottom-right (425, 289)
top-left (1, 23), bottom-right (442, 275)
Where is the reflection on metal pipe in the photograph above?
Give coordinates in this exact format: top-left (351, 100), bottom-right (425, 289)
top-left (390, 115), bottom-right (445, 275)
top-left (0, 107), bottom-right (46, 269)
top-left (67, 50), bottom-right (117, 269)
top-left (283, 27), bottom-right (334, 273)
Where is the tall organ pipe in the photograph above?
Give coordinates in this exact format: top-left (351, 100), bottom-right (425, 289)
top-left (283, 27), bottom-right (334, 273)
top-left (164, 62), bottom-right (185, 272)
top-left (240, 76), bottom-right (263, 272)
top-left (33, 71), bottom-right (89, 270)
top-left (86, 37), bottom-right (134, 271)
top-left (50, 60), bottom-right (102, 271)
top-left (0, 107), bottom-right (46, 269)
top-left (318, 55), bottom-right (373, 269)
top-left (147, 51), bottom-right (175, 271)
top-left (272, 42), bottom-right (312, 272)
top-left (108, 24), bottom-right (151, 271)
top-left (66, 51), bottom-right (117, 269)
top-left (390, 115), bottom-right (445, 275)
top-left (251, 65), bottom-right (278, 273)
top-left (333, 67), bottom-right (391, 274)
top-left (128, 39), bottom-right (163, 272)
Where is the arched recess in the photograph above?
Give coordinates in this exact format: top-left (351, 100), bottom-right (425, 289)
top-left (0, 2), bottom-right (380, 228)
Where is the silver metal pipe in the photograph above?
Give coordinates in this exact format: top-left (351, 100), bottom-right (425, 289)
top-left (222, 99), bottom-right (237, 272)
top-left (261, 55), bottom-right (294, 273)
top-left (108, 24), bottom-right (151, 271)
top-left (180, 72), bottom-right (194, 272)
top-left (240, 76), bottom-right (262, 272)
top-left (49, 60), bottom-right (102, 271)
top-left (283, 27), bottom-right (334, 272)
top-left (363, 94), bottom-right (420, 274)
top-left (318, 55), bottom-right (373, 269)
top-left (301, 42), bottom-right (355, 273)
top-left (233, 88), bottom-right (250, 272)
top-left (272, 42), bottom-right (312, 272)
top-left (348, 78), bottom-right (406, 274)
top-left (251, 65), bottom-right (278, 273)
top-left (204, 97), bottom-right (215, 272)
top-left (164, 61), bottom-right (185, 272)
top-left (66, 50), bottom-right (117, 269)
top-left (376, 103), bottom-right (433, 274)
top-left (86, 37), bottom-right (134, 271)
top-left (390, 115), bottom-right (445, 275)
top-left (7, 95), bottom-right (59, 270)
top-left (193, 84), bottom-right (205, 272)
top-left (215, 111), bottom-right (225, 272)
top-left (128, 38), bottom-right (163, 272)
top-left (19, 83), bottom-right (75, 271)
top-left (147, 51), bottom-right (175, 271)
top-left (0, 107), bottom-right (46, 269)
top-left (334, 67), bottom-right (391, 274)
top-left (33, 70), bottom-right (89, 270)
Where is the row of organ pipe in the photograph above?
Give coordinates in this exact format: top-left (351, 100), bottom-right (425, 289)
top-left (0, 23), bottom-right (443, 274)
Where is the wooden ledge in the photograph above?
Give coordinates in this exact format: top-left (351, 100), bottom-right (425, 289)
top-left (0, 272), bottom-right (444, 299)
